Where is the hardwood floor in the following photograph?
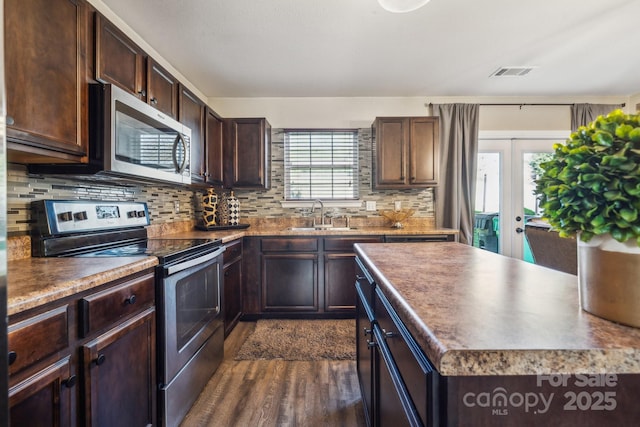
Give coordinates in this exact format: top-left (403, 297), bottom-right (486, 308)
top-left (180, 321), bottom-right (367, 427)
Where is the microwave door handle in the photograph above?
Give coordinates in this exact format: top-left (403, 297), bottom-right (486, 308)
top-left (172, 133), bottom-right (188, 173)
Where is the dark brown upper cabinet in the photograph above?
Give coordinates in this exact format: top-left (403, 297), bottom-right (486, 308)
top-left (372, 116), bottom-right (439, 189)
top-left (179, 85), bottom-right (206, 184)
top-left (5, 0), bottom-right (89, 163)
top-left (95, 13), bottom-right (147, 101)
top-left (147, 57), bottom-right (179, 119)
top-left (205, 107), bottom-right (225, 186)
top-left (224, 118), bottom-right (271, 189)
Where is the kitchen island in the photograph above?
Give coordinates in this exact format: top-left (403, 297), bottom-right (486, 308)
top-left (354, 242), bottom-right (640, 426)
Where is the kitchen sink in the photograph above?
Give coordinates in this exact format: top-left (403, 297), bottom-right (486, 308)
top-left (286, 227), bottom-right (358, 232)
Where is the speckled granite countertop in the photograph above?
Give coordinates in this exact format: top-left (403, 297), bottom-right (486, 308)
top-left (354, 242), bottom-right (640, 377)
top-left (7, 256), bottom-right (158, 316)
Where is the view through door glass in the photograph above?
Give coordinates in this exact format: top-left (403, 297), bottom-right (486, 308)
top-left (474, 137), bottom-right (560, 261)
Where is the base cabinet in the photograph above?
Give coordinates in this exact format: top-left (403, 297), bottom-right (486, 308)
top-left (8, 270), bottom-right (156, 426)
top-left (223, 239), bottom-right (243, 337)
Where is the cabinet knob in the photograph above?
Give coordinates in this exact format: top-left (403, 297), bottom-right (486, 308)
top-left (94, 353), bottom-right (106, 366)
top-left (150, 97), bottom-right (158, 104)
top-left (6, 116), bottom-right (15, 126)
top-left (8, 351), bottom-right (17, 366)
top-left (63, 375), bottom-right (77, 388)
top-left (124, 294), bottom-right (137, 305)
top-left (382, 328), bottom-right (398, 339)
top-left (356, 275), bottom-right (365, 281)
top-left (363, 327), bottom-right (372, 336)
top-left (367, 340), bottom-right (377, 348)
top-left (138, 90), bottom-right (146, 97)
top-left (224, 270), bottom-right (230, 277)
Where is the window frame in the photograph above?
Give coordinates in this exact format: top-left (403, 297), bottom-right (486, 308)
top-left (283, 128), bottom-right (360, 202)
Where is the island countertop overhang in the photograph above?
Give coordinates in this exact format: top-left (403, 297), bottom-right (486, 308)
top-left (354, 242), bottom-right (640, 376)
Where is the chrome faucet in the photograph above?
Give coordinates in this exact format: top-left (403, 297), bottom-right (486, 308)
top-left (311, 199), bottom-right (332, 228)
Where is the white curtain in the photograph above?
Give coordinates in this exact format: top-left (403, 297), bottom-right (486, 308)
top-left (570, 103), bottom-right (622, 131)
top-left (432, 104), bottom-right (479, 245)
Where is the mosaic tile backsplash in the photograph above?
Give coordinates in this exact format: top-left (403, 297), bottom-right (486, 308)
top-left (6, 128), bottom-right (434, 235)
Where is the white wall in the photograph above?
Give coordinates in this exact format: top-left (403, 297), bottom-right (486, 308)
top-left (208, 95), bottom-right (629, 130)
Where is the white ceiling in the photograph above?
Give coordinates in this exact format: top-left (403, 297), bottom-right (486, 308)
top-left (100, 0), bottom-right (640, 98)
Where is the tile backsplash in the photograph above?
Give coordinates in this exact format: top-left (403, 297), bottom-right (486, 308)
top-left (6, 128), bottom-right (434, 235)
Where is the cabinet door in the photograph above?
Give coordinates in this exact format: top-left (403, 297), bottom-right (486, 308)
top-left (147, 57), bottom-right (178, 119)
top-left (356, 284), bottom-right (375, 427)
top-left (325, 253), bottom-right (358, 312)
top-left (82, 308), bottom-right (156, 427)
top-left (95, 14), bottom-right (147, 100)
top-left (375, 117), bottom-right (408, 188)
top-left (225, 118), bottom-right (271, 189)
top-left (179, 85), bottom-right (206, 183)
top-left (9, 358), bottom-right (74, 427)
top-left (262, 253), bottom-right (318, 311)
top-left (5, 0), bottom-right (87, 162)
top-left (206, 108), bottom-right (225, 186)
top-left (409, 117), bottom-right (439, 186)
top-left (223, 260), bottom-right (242, 337)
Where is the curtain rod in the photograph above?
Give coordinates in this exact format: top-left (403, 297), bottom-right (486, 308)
top-left (427, 102), bottom-right (626, 108)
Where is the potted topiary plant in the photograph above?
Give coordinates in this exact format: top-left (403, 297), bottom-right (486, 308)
top-left (534, 109), bottom-right (640, 328)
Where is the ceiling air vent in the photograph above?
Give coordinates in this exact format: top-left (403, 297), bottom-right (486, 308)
top-left (490, 66), bottom-right (536, 77)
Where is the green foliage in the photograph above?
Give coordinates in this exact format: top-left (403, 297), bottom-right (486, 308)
top-left (534, 109), bottom-right (640, 246)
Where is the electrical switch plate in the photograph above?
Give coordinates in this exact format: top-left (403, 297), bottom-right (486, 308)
top-left (366, 201), bottom-right (377, 211)
top-left (174, 200), bottom-right (180, 214)
top-left (394, 201), bottom-right (402, 211)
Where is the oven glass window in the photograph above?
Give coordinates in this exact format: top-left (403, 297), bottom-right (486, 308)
top-left (175, 263), bottom-right (220, 349)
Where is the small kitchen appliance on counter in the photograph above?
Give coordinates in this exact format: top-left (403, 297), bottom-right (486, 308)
top-left (30, 199), bottom-right (225, 426)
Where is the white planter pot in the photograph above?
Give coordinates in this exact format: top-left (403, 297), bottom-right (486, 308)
top-left (578, 234), bottom-right (640, 328)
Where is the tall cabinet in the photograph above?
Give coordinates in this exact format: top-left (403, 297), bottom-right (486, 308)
top-left (373, 117), bottom-right (439, 189)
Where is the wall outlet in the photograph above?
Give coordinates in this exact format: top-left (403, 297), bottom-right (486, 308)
top-left (394, 201), bottom-right (402, 211)
top-left (366, 201), bottom-right (377, 211)
top-left (173, 200), bottom-right (180, 214)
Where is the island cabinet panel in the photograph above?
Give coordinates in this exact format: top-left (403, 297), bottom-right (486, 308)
top-left (355, 263), bottom-right (376, 427)
top-left (5, 0), bottom-right (89, 163)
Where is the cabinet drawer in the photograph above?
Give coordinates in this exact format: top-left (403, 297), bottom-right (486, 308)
top-left (79, 273), bottom-right (155, 337)
top-left (8, 306), bottom-right (70, 378)
top-left (261, 238), bottom-right (318, 252)
top-left (375, 288), bottom-right (435, 427)
top-left (324, 236), bottom-right (383, 252)
top-left (224, 239), bottom-right (242, 264)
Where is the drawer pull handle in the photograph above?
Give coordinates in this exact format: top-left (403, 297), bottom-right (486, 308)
top-left (8, 351), bottom-right (17, 366)
top-left (124, 295), bottom-right (137, 305)
top-left (63, 375), bottom-right (77, 388)
top-left (356, 275), bottom-right (365, 280)
top-left (367, 340), bottom-right (377, 348)
top-left (363, 327), bottom-right (372, 336)
top-left (94, 354), bottom-right (106, 366)
top-left (383, 329), bottom-right (398, 339)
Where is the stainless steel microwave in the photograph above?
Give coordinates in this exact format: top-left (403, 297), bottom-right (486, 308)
top-left (30, 84), bottom-right (192, 186)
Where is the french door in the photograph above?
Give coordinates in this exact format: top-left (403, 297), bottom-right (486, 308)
top-left (475, 132), bottom-right (568, 260)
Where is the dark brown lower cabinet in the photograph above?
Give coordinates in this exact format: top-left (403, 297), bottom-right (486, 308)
top-left (82, 308), bottom-right (155, 427)
top-left (262, 253), bottom-right (319, 312)
top-left (223, 239), bottom-right (243, 337)
top-left (8, 269), bottom-right (156, 426)
top-left (9, 358), bottom-right (74, 427)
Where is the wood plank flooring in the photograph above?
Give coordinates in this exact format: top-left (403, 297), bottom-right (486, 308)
top-left (180, 321), bottom-right (367, 427)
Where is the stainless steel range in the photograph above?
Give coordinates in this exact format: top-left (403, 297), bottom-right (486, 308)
top-left (31, 199), bottom-right (225, 427)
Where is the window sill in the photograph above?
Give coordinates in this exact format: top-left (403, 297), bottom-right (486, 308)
top-left (280, 200), bottom-right (363, 209)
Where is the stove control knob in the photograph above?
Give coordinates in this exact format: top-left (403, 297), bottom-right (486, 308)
top-left (127, 211), bottom-right (137, 218)
top-left (137, 210), bottom-right (146, 218)
top-left (73, 211), bottom-right (88, 221)
top-left (57, 211), bottom-right (73, 222)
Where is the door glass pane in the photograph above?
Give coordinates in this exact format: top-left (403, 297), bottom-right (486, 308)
top-left (522, 152), bottom-right (553, 263)
top-left (474, 152), bottom-right (500, 253)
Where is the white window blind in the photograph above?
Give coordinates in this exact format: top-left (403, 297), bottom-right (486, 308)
top-left (284, 130), bottom-right (359, 200)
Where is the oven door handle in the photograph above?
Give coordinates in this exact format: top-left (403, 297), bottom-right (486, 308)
top-left (166, 246), bottom-right (225, 275)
